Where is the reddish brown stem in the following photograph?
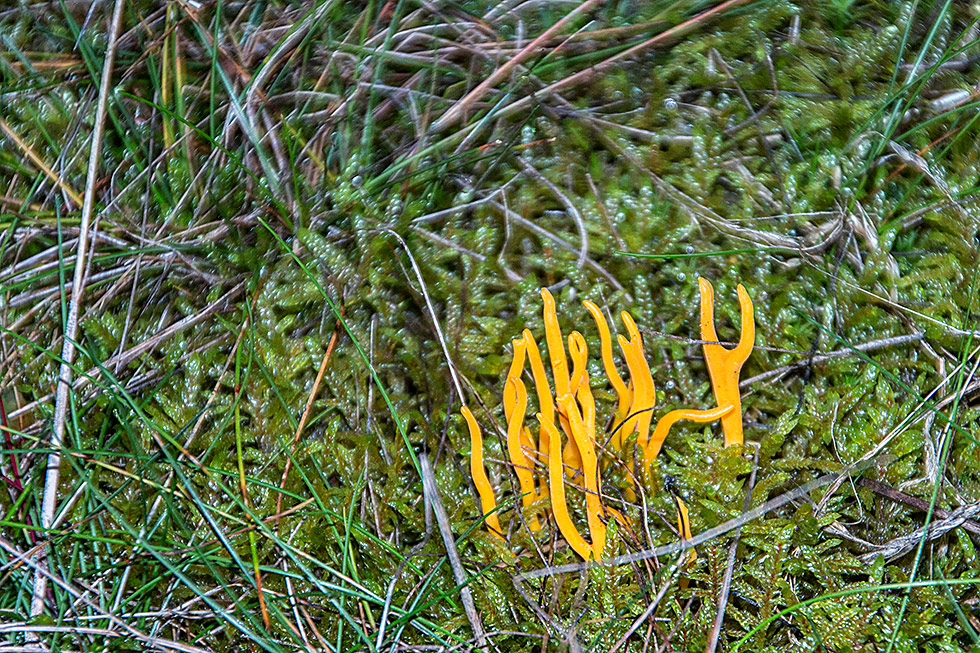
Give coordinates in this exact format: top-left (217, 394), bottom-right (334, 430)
top-left (0, 394), bottom-right (37, 544)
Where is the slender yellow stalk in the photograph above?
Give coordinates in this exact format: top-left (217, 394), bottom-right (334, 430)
top-left (540, 288), bottom-right (570, 397)
top-left (561, 331), bottom-right (589, 475)
top-left (523, 330), bottom-right (553, 461)
top-left (506, 379), bottom-right (541, 532)
top-left (620, 312), bottom-right (655, 453)
top-left (461, 407), bottom-right (503, 539)
top-left (503, 338), bottom-right (527, 421)
top-left (539, 415), bottom-right (593, 560)
top-left (583, 300), bottom-right (630, 433)
top-left (558, 393), bottom-right (606, 560)
top-left (674, 495), bottom-right (697, 566)
top-left (642, 405), bottom-right (733, 479)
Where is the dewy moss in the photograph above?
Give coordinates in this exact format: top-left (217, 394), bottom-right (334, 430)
top-left (462, 278), bottom-right (755, 561)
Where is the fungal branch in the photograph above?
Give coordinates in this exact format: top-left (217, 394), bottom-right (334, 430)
top-left (460, 278), bottom-right (755, 562)
top-left (699, 277), bottom-right (754, 447)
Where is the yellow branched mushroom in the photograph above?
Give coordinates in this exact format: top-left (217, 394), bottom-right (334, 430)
top-left (460, 280), bottom-right (757, 563)
top-left (698, 277), bottom-right (754, 447)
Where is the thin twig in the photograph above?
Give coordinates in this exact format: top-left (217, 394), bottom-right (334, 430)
top-left (520, 458), bottom-right (879, 580)
top-left (30, 0), bottom-right (126, 626)
top-left (452, 0), bottom-right (754, 131)
top-left (857, 477), bottom-right (980, 538)
top-left (1, 533), bottom-right (210, 653)
top-left (608, 556), bottom-right (686, 653)
top-left (858, 501), bottom-right (980, 563)
top-left (517, 156), bottom-right (588, 269)
top-left (487, 198), bottom-right (626, 294)
top-left (0, 118), bottom-right (84, 207)
top-left (419, 451), bottom-right (488, 651)
top-left (739, 332), bottom-right (925, 388)
top-left (386, 229), bottom-right (466, 402)
top-left (411, 225), bottom-right (522, 283)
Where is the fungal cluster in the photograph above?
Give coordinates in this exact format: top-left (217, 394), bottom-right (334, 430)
top-left (462, 278), bottom-right (754, 561)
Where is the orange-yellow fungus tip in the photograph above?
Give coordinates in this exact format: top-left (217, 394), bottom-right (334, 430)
top-left (503, 338), bottom-right (527, 422)
top-left (523, 330), bottom-right (554, 459)
top-left (583, 300), bottom-right (630, 424)
top-left (617, 325), bottom-right (655, 452)
top-left (673, 495), bottom-right (697, 567)
top-left (540, 288), bottom-right (570, 398)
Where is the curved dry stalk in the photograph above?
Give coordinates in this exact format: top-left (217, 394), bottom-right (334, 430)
top-left (432, 0), bottom-right (603, 132)
top-left (419, 450), bottom-right (489, 650)
top-left (386, 229), bottom-right (465, 402)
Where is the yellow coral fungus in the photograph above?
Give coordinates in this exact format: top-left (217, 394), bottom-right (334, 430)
top-left (572, 340), bottom-right (596, 441)
top-left (539, 415), bottom-right (593, 560)
top-left (541, 289), bottom-right (583, 475)
top-left (506, 379), bottom-right (542, 531)
top-left (557, 393), bottom-right (606, 559)
top-left (561, 331), bottom-right (590, 476)
top-left (582, 300), bottom-right (630, 436)
top-left (672, 494), bottom-right (697, 567)
top-left (503, 338), bottom-right (527, 421)
top-left (619, 312), bottom-right (656, 455)
top-left (522, 330), bottom-right (553, 461)
top-left (462, 280), bottom-right (759, 563)
top-left (461, 406), bottom-right (503, 539)
top-left (504, 337), bottom-right (542, 502)
top-left (567, 331), bottom-right (588, 397)
top-left (642, 405), bottom-right (734, 480)
top-left (698, 277), bottom-right (754, 447)
top-left (540, 288), bottom-right (570, 397)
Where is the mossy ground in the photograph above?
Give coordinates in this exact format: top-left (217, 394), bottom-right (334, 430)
top-left (1, 0), bottom-right (979, 650)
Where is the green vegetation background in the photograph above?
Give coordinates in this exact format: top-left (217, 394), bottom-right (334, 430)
top-left (1, 0), bottom-right (979, 650)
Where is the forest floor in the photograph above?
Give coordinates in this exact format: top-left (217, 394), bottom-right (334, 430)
top-left (2, 0), bottom-right (980, 651)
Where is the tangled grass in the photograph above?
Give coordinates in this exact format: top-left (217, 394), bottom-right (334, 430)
top-left (1, 0), bottom-right (980, 650)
